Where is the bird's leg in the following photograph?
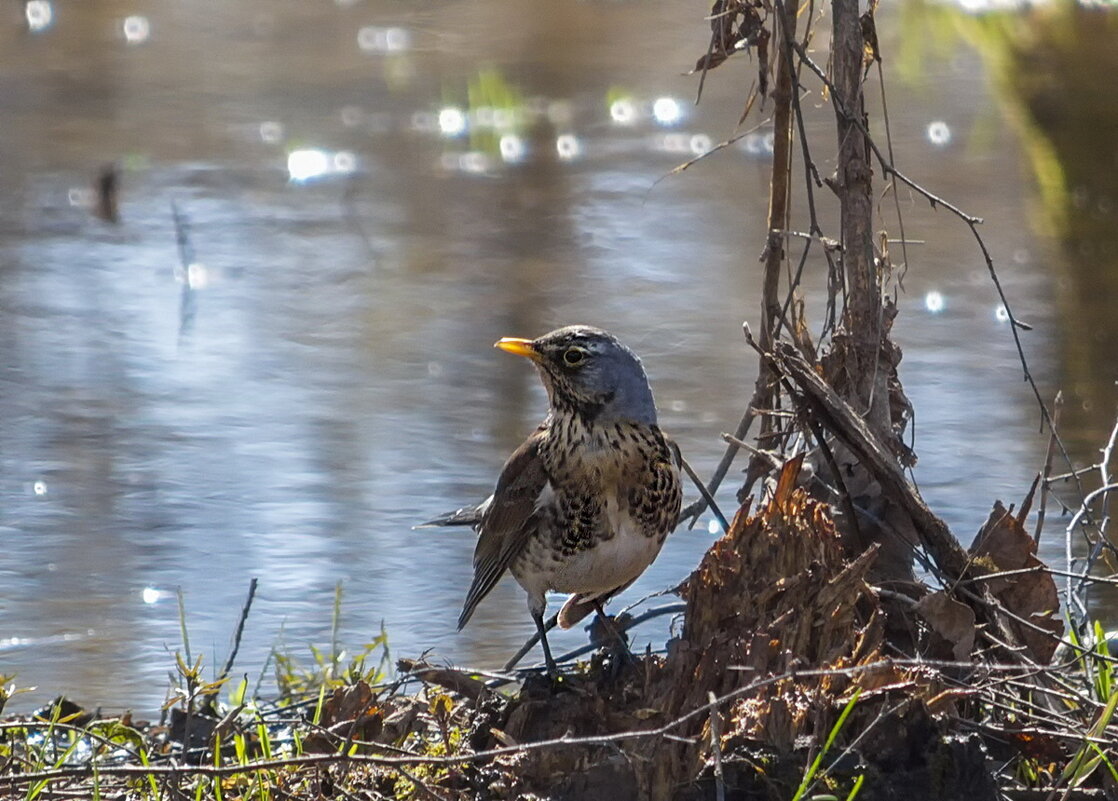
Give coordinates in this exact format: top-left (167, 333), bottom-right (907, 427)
top-left (532, 610), bottom-right (560, 679)
top-left (503, 612), bottom-right (558, 672)
top-left (592, 600), bottom-right (635, 667)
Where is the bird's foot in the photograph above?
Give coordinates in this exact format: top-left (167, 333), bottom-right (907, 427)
top-left (528, 612), bottom-right (570, 690)
top-left (589, 611), bottom-right (637, 678)
top-left (520, 667), bottom-right (574, 696)
top-left (606, 639), bottom-right (638, 680)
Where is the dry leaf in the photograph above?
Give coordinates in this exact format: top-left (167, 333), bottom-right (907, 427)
top-left (915, 590), bottom-right (976, 661)
top-left (970, 499), bottom-right (1063, 663)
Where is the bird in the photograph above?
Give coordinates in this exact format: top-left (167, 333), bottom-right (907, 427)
top-left (422, 325), bottom-right (683, 677)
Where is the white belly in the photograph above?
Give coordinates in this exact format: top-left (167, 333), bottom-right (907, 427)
top-left (547, 516), bottom-right (662, 595)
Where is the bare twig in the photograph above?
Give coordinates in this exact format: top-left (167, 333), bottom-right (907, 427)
top-left (651, 118), bottom-right (772, 191)
top-left (708, 691), bottom-right (726, 801)
top-left (1036, 392), bottom-right (1063, 545)
top-left (1067, 481), bottom-right (1118, 617)
top-left (680, 406), bottom-right (754, 528)
top-left (680, 454), bottom-right (731, 533)
top-left (218, 578), bottom-right (258, 686)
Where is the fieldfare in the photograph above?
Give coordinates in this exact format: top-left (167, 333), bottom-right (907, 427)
top-left (424, 325), bottom-right (683, 677)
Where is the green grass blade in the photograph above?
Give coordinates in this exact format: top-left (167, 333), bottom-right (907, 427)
top-left (845, 773), bottom-right (865, 801)
top-left (792, 688), bottom-right (863, 801)
top-left (138, 747), bottom-right (159, 797)
top-left (177, 586), bottom-right (192, 667)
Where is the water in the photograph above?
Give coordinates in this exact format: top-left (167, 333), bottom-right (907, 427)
top-left (0, 0), bottom-right (1112, 714)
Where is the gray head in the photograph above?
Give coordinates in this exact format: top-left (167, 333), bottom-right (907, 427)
top-left (495, 325), bottom-right (658, 426)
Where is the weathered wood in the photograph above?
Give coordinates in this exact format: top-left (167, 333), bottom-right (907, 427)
top-left (830, 0), bottom-right (890, 437)
top-left (744, 0), bottom-right (800, 495)
top-left (771, 342), bottom-right (970, 580)
top-left (770, 343), bottom-right (1053, 667)
top-left (759, 0), bottom-right (796, 354)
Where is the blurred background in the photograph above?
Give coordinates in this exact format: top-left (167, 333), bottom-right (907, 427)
top-left (0, 0), bottom-right (1114, 714)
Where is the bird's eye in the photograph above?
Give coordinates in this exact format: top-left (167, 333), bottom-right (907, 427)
top-left (563, 347), bottom-right (585, 366)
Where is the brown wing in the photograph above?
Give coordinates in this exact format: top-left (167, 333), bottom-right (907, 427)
top-left (457, 430), bottom-right (550, 630)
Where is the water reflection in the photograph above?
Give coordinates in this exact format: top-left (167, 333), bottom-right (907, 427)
top-left (905, 0), bottom-right (1117, 455)
top-left (0, 0), bottom-right (1107, 714)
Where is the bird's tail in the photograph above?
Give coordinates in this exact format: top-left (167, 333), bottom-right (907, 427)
top-left (412, 505), bottom-right (483, 529)
top-left (556, 578), bottom-right (636, 629)
top-left (556, 595), bottom-right (598, 629)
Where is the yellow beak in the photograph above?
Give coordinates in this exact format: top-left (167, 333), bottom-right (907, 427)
top-left (494, 337), bottom-right (541, 362)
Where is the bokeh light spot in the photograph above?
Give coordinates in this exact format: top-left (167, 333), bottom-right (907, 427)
top-left (926, 120), bottom-right (952, 147)
top-left (499, 135), bottom-right (526, 164)
top-left (555, 134), bottom-right (581, 161)
top-left (122, 15), bottom-right (150, 44)
top-left (25, 1), bottom-right (53, 33)
top-left (357, 26), bottom-right (411, 53)
top-left (652, 96), bottom-right (683, 126)
top-left (287, 149), bottom-right (331, 182)
top-left (68, 187), bottom-right (94, 208)
top-left (491, 108), bottom-right (516, 131)
top-left (383, 27), bottom-right (410, 52)
top-left (458, 152), bottom-right (490, 174)
top-left (259, 121), bottom-right (284, 144)
top-left (689, 134), bottom-right (713, 156)
top-left (438, 107), bottom-right (467, 137)
top-left (186, 263), bottom-right (209, 290)
top-left (332, 151), bottom-right (357, 174)
top-left (610, 98), bottom-right (637, 125)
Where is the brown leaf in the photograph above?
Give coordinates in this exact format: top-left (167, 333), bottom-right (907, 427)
top-left (691, 51), bottom-right (730, 74)
top-left (710, 0), bottom-right (737, 52)
top-left (971, 502), bottom-right (1036, 593)
top-left (915, 591), bottom-right (976, 661)
top-left (1004, 727), bottom-right (1065, 763)
top-left (970, 499), bottom-right (1063, 662)
top-left (690, 0), bottom-right (770, 82)
top-left (320, 680), bottom-right (377, 727)
top-left (304, 681), bottom-right (385, 752)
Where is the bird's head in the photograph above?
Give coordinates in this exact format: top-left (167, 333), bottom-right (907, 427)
top-left (495, 325), bottom-right (658, 426)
